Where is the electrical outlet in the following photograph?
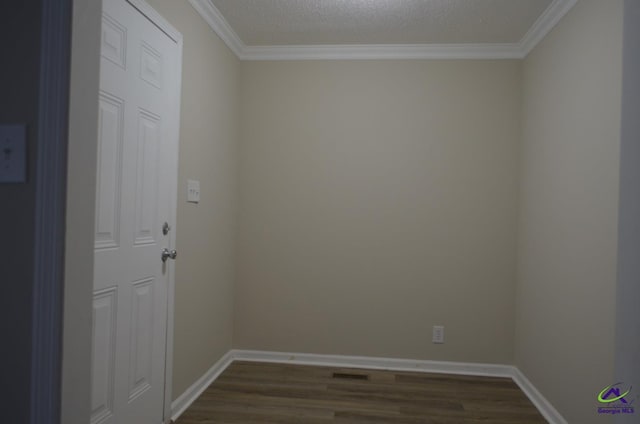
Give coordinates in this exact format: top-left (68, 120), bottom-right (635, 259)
top-left (187, 179), bottom-right (200, 203)
top-left (0, 124), bottom-right (27, 183)
top-left (432, 325), bottom-right (444, 344)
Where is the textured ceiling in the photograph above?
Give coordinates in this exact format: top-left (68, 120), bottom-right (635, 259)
top-left (210, 0), bottom-right (554, 46)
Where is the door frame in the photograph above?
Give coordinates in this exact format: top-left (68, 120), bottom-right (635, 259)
top-left (31, 0), bottom-right (72, 423)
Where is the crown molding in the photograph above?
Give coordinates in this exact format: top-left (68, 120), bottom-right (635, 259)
top-left (188, 0), bottom-right (243, 56)
top-left (190, 0), bottom-right (577, 61)
top-left (240, 43), bottom-right (523, 61)
top-left (519, 0), bottom-right (579, 56)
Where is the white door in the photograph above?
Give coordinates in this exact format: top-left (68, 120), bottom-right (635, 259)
top-left (92, 1), bottom-right (181, 423)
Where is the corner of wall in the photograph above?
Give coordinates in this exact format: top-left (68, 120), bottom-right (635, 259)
top-left (515, 0), bottom-right (624, 422)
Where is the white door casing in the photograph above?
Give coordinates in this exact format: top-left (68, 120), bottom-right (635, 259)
top-left (92, 1), bottom-right (182, 423)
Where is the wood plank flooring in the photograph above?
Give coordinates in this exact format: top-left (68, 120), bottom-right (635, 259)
top-left (175, 361), bottom-right (547, 423)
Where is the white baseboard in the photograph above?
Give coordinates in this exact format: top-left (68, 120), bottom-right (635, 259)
top-left (512, 367), bottom-right (568, 424)
top-left (230, 349), bottom-right (514, 378)
top-left (171, 349), bottom-right (567, 424)
top-left (170, 350), bottom-right (234, 422)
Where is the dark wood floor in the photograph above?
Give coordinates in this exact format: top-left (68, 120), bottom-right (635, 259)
top-left (175, 361), bottom-right (547, 423)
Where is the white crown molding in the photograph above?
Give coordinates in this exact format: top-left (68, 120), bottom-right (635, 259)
top-left (240, 43), bottom-right (523, 61)
top-left (519, 0), bottom-right (579, 56)
top-left (188, 0), bottom-right (243, 56)
top-left (189, 0), bottom-right (577, 60)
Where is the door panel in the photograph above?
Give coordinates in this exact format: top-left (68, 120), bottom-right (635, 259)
top-left (140, 42), bottom-right (163, 89)
top-left (134, 110), bottom-right (160, 246)
top-left (95, 93), bottom-right (124, 250)
top-left (128, 277), bottom-right (155, 401)
top-left (91, 288), bottom-right (118, 424)
top-left (92, 1), bottom-right (180, 423)
top-left (101, 14), bottom-right (127, 69)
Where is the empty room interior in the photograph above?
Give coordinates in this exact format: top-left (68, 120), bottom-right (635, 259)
top-left (3, 0), bottom-right (640, 423)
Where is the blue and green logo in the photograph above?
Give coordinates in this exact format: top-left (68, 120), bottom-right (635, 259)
top-left (597, 383), bottom-right (635, 415)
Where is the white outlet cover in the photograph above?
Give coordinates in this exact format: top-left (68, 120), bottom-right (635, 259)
top-left (0, 124), bottom-right (27, 183)
top-left (187, 179), bottom-right (200, 203)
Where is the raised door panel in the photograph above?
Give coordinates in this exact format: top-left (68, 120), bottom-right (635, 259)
top-left (128, 278), bottom-right (155, 401)
top-left (140, 41), bottom-right (162, 89)
top-left (101, 14), bottom-right (127, 70)
top-left (95, 93), bottom-right (124, 250)
top-left (133, 110), bottom-right (161, 246)
top-left (91, 288), bottom-right (118, 424)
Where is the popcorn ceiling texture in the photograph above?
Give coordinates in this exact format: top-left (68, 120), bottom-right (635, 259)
top-left (211, 0), bottom-right (553, 45)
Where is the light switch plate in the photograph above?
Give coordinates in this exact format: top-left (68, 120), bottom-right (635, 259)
top-left (187, 179), bottom-right (200, 203)
top-left (432, 325), bottom-right (444, 344)
top-left (0, 124), bottom-right (27, 183)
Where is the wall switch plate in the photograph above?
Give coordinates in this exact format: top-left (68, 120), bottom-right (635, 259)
top-left (432, 325), bottom-right (444, 344)
top-left (0, 124), bottom-right (27, 183)
top-left (187, 179), bottom-right (200, 203)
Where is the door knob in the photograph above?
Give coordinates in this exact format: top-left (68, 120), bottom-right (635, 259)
top-left (161, 248), bottom-right (177, 263)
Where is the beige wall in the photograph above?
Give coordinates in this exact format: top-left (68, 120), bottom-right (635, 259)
top-left (515, 0), bottom-right (623, 422)
top-left (143, 0), bottom-right (240, 399)
top-left (61, 1), bottom-right (630, 421)
top-left (235, 60), bottom-right (521, 363)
